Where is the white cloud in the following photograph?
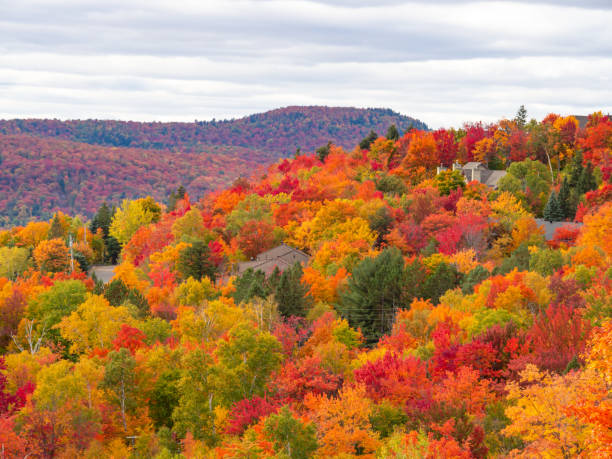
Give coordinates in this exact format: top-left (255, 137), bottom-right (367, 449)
top-left (0, 0), bottom-right (611, 128)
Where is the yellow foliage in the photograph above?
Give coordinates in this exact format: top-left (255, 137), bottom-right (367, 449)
top-left (114, 261), bottom-right (149, 292)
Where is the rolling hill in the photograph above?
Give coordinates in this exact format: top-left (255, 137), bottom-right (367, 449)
top-left (0, 106), bottom-right (427, 225)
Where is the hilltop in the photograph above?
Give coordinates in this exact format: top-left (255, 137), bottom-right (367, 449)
top-left (0, 106), bottom-right (426, 225)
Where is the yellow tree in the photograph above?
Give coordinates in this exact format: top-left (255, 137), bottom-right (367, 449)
top-left (503, 364), bottom-right (591, 458)
top-left (56, 295), bottom-right (134, 354)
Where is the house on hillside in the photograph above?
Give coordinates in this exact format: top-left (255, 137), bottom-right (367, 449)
top-left (234, 243), bottom-right (310, 276)
top-left (437, 162), bottom-right (507, 189)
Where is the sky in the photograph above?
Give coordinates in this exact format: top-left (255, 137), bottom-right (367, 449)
top-left (1, 0), bottom-right (611, 129)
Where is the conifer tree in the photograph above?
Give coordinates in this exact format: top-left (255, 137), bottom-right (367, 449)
top-left (385, 124), bottom-right (400, 141)
top-left (48, 213), bottom-right (64, 239)
top-left (275, 263), bottom-right (312, 318)
top-left (557, 177), bottom-right (571, 220)
top-left (543, 192), bottom-right (563, 222)
top-left (359, 130), bottom-right (378, 150)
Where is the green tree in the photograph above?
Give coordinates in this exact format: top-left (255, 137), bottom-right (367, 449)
top-left (90, 202), bottom-right (114, 238)
top-left (558, 177), bottom-right (571, 220)
top-left (316, 141), bottom-right (332, 163)
top-left (48, 213), bottom-right (65, 240)
top-left (339, 248), bottom-right (424, 345)
top-left (435, 170), bottom-right (466, 195)
top-left (214, 323), bottom-right (283, 405)
top-left (386, 124), bottom-right (400, 141)
top-left (577, 161), bottom-right (597, 195)
top-left (27, 280), bottom-right (88, 342)
top-left (543, 192), bottom-right (563, 222)
top-left (275, 263), bottom-right (312, 318)
top-left (149, 370), bottom-right (180, 429)
top-left (359, 130), bottom-right (378, 150)
top-left (422, 261), bottom-right (461, 304)
top-left (514, 105), bottom-right (528, 128)
top-left (102, 348), bottom-right (137, 433)
top-left (263, 406), bottom-right (318, 459)
top-left (0, 246), bottom-right (30, 280)
top-left (461, 265), bottom-right (491, 294)
top-left (177, 241), bottom-right (217, 281)
top-left (172, 349), bottom-right (217, 443)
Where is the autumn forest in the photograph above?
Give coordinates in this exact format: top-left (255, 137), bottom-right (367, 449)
top-left (0, 108), bottom-right (611, 458)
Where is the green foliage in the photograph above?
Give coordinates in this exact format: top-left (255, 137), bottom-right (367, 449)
top-left (215, 323), bottom-right (283, 405)
top-left (177, 241), bottom-right (217, 282)
top-left (497, 243), bottom-right (531, 275)
top-left (374, 174), bottom-right (407, 195)
top-left (435, 170), bottom-right (466, 195)
top-left (263, 406), bottom-right (318, 459)
top-left (233, 268), bottom-right (278, 304)
top-left (226, 194), bottom-right (272, 236)
top-left (0, 246), bottom-right (30, 280)
top-left (543, 192), bottom-right (564, 222)
top-left (340, 248), bottom-right (424, 345)
top-left (141, 317), bottom-right (173, 345)
top-left (316, 141), bottom-right (332, 162)
top-left (275, 263), bottom-right (312, 318)
top-left (48, 213), bottom-right (65, 240)
top-left (27, 280), bottom-right (88, 336)
top-left (172, 349), bottom-right (216, 443)
top-left (359, 130), bottom-right (378, 150)
top-left (168, 185), bottom-right (186, 212)
top-left (386, 124), bottom-right (400, 141)
top-left (367, 206), bottom-right (393, 245)
top-left (514, 105), bottom-right (528, 128)
top-left (103, 278), bottom-right (150, 317)
top-left (422, 262), bottom-right (462, 304)
top-left (102, 348), bottom-right (138, 432)
top-left (529, 248), bottom-right (564, 276)
top-left (498, 159), bottom-right (551, 215)
top-left (369, 402), bottom-right (408, 438)
top-left (461, 265), bottom-right (491, 294)
top-left (149, 370), bottom-right (181, 429)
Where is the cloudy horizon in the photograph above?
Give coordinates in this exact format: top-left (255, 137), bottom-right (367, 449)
top-left (1, 0), bottom-right (611, 129)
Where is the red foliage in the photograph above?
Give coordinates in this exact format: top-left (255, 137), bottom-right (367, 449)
top-left (354, 353), bottom-right (431, 406)
top-left (275, 356), bottom-right (343, 402)
top-left (112, 324), bottom-right (147, 354)
top-left (433, 129), bottom-right (458, 166)
top-left (225, 397), bottom-right (278, 435)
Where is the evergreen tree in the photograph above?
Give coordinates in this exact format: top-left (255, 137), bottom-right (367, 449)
top-left (385, 124), bottom-right (400, 141)
top-left (339, 248), bottom-right (424, 345)
top-left (177, 241), bottom-right (217, 281)
top-left (48, 213), bottom-right (64, 239)
top-left (315, 141), bottom-right (332, 163)
top-left (557, 177), bottom-right (571, 220)
top-left (359, 130), bottom-right (378, 150)
top-left (168, 186), bottom-right (187, 211)
top-left (90, 202), bottom-right (113, 237)
top-left (233, 268), bottom-right (268, 303)
top-left (514, 105), bottom-right (528, 128)
top-left (275, 263), bottom-right (312, 318)
top-left (461, 265), bottom-right (491, 294)
top-left (422, 262), bottom-right (461, 304)
top-left (577, 162), bottom-right (597, 195)
top-left (543, 192), bottom-right (563, 222)
top-left (104, 235), bottom-right (121, 264)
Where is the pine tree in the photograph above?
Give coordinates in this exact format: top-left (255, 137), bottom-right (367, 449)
top-left (90, 202), bottom-right (113, 237)
top-left (543, 192), bottom-right (563, 222)
top-left (385, 124), bottom-right (400, 141)
top-left (514, 105), bottom-right (528, 128)
top-left (557, 177), bottom-right (570, 220)
top-left (577, 162), bottom-right (597, 195)
top-left (48, 213), bottom-right (64, 239)
top-left (359, 130), bottom-right (378, 150)
top-left (275, 263), bottom-right (311, 318)
top-left (316, 141), bottom-right (332, 163)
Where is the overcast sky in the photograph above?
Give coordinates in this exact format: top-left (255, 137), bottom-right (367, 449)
top-left (1, 0), bottom-right (611, 128)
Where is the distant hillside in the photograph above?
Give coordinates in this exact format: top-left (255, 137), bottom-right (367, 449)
top-left (0, 106), bottom-right (427, 225)
top-left (0, 134), bottom-right (273, 226)
top-left (0, 106), bottom-right (427, 156)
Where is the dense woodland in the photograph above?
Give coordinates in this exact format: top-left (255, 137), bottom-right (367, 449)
top-left (0, 107), bottom-right (426, 226)
top-left (0, 109), bottom-right (611, 458)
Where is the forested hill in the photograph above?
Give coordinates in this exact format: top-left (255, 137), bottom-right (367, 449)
top-left (0, 106), bottom-right (427, 155)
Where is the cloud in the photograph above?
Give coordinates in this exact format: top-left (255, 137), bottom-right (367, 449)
top-left (0, 0), bottom-right (611, 128)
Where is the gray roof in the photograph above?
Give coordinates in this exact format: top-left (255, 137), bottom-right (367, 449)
top-left (463, 162), bottom-right (487, 170)
top-left (534, 219), bottom-right (583, 240)
top-left (235, 243), bottom-right (310, 275)
top-left (484, 170), bottom-right (507, 189)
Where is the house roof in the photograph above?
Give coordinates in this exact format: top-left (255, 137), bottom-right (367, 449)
top-left (534, 219), bottom-right (583, 240)
top-left (463, 162), bottom-right (487, 169)
top-left (236, 243), bottom-right (310, 275)
top-left (484, 170), bottom-right (507, 189)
